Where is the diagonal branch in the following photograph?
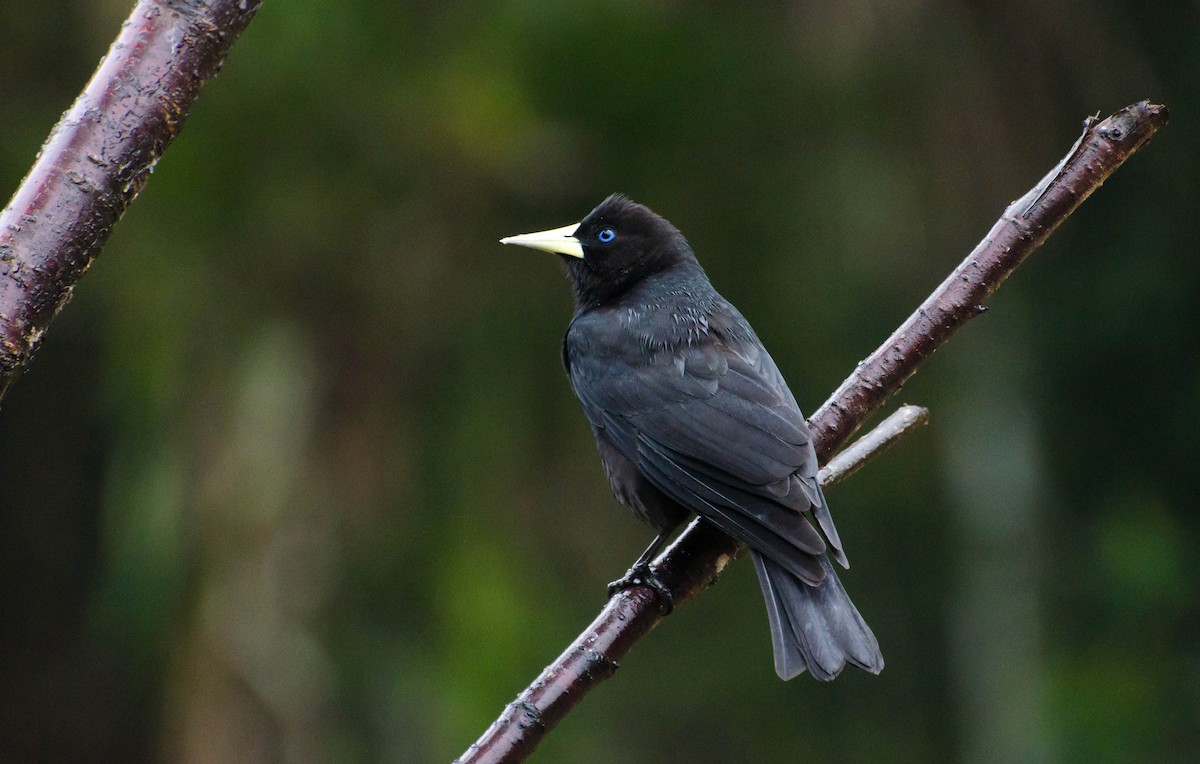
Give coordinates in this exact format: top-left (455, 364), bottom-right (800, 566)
top-left (0, 0), bottom-right (264, 401)
top-left (457, 101), bottom-right (1168, 764)
top-left (808, 102), bottom-right (1165, 460)
top-left (460, 405), bottom-right (931, 764)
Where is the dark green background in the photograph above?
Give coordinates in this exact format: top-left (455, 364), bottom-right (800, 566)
top-left (1, 1), bottom-right (1196, 761)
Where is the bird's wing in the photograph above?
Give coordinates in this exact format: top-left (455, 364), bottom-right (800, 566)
top-left (567, 313), bottom-right (846, 582)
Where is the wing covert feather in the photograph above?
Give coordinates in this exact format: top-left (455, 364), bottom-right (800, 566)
top-left (566, 305), bottom-right (848, 568)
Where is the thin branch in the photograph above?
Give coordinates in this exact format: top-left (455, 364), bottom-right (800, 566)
top-left (456, 101), bottom-right (1169, 764)
top-left (460, 403), bottom-right (931, 764)
top-left (808, 102), bottom-right (1166, 461)
top-left (0, 0), bottom-right (263, 401)
top-left (818, 404), bottom-right (928, 489)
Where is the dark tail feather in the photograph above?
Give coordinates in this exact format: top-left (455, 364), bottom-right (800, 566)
top-left (752, 551), bottom-right (883, 681)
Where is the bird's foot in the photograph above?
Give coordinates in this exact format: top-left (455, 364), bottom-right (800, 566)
top-left (607, 564), bottom-right (675, 615)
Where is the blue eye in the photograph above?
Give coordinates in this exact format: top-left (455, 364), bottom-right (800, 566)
top-left (598, 227), bottom-right (615, 243)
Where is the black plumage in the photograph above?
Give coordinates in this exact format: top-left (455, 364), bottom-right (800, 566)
top-left (501, 194), bottom-right (883, 681)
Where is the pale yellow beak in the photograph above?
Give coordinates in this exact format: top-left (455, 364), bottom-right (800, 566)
top-left (499, 222), bottom-right (584, 259)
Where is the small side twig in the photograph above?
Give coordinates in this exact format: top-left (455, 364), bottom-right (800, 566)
top-left (818, 404), bottom-right (929, 489)
top-left (457, 101), bottom-right (1168, 764)
top-left (0, 0), bottom-right (263, 401)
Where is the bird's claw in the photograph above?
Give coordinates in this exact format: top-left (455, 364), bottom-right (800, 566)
top-left (607, 564), bottom-right (675, 615)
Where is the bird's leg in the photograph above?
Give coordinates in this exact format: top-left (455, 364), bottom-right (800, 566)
top-left (631, 529), bottom-right (671, 569)
top-left (607, 530), bottom-right (676, 614)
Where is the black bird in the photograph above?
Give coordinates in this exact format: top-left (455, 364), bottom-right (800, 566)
top-left (501, 195), bottom-right (882, 681)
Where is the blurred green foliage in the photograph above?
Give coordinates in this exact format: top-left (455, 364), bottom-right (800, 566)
top-left (1, 0), bottom-right (1197, 761)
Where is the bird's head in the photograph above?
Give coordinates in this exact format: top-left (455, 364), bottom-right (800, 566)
top-left (501, 194), bottom-right (695, 306)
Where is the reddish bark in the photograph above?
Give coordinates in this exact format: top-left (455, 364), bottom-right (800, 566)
top-left (0, 0), bottom-right (263, 400)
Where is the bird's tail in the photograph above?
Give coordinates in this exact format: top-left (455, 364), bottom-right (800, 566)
top-left (752, 551), bottom-right (883, 681)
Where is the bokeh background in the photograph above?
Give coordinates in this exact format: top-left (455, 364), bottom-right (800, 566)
top-left (1, 1), bottom-right (1196, 761)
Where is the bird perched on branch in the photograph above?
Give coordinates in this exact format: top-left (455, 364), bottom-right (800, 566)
top-left (501, 195), bottom-right (882, 680)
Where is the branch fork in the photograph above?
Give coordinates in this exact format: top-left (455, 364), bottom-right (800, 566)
top-left (458, 101), bottom-right (1168, 764)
